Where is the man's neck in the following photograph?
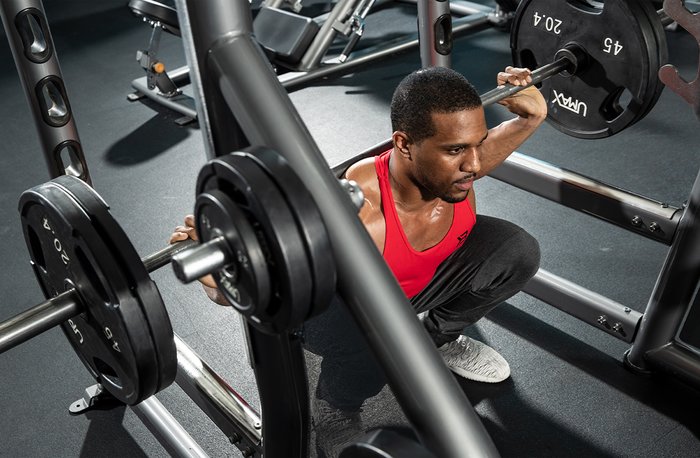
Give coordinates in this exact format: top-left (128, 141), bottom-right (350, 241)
top-left (388, 151), bottom-right (445, 213)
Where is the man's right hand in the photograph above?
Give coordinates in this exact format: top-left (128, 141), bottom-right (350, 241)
top-left (169, 215), bottom-right (220, 291)
top-left (169, 214), bottom-right (199, 244)
top-left (496, 66), bottom-right (547, 122)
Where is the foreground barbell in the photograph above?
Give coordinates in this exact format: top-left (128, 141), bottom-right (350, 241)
top-left (0, 148), bottom-right (337, 405)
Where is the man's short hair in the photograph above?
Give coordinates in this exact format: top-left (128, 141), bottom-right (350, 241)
top-left (390, 66), bottom-right (482, 143)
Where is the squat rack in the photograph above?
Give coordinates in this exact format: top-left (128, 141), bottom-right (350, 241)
top-left (1, 0), bottom-right (500, 456)
top-left (3, 0), bottom-right (700, 456)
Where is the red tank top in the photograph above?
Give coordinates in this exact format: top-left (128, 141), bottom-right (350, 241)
top-left (376, 150), bottom-right (476, 298)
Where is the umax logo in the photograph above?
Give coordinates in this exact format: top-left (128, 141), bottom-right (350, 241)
top-left (551, 90), bottom-right (588, 117)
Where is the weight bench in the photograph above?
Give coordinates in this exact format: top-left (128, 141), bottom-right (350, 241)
top-left (127, 0), bottom-right (196, 124)
top-left (127, 0), bottom-right (321, 123)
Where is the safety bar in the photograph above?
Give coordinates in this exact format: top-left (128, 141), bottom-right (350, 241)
top-left (174, 335), bottom-right (262, 451)
top-left (131, 395), bottom-right (211, 458)
top-left (490, 153), bottom-right (682, 245)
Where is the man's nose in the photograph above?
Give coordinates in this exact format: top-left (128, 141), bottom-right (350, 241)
top-left (460, 147), bottom-right (481, 175)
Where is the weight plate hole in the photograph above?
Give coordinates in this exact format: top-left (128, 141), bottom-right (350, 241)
top-left (75, 246), bottom-right (110, 305)
top-left (600, 87), bottom-right (633, 121)
top-left (27, 226), bottom-right (47, 271)
top-left (93, 357), bottom-right (122, 389)
top-left (517, 49), bottom-right (539, 84)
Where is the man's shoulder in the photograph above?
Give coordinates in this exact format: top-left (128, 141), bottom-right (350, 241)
top-left (345, 156), bottom-right (382, 219)
top-left (345, 156), bottom-right (378, 190)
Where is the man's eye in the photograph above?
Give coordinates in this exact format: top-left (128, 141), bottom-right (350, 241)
top-left (449, 147), bottom-right (464, 154)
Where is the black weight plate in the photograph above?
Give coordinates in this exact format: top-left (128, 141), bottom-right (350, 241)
top-left (56, 176), bottom-right (177, 394)
top-left (194, 189), bottom-right (271, 314)
top-left (196, 153), bottom-right (313, 334)
top-left (511, 0), bottom-right (662, 138)
top-left (245, 146), bottom-right (336, 321)
top-left (18, 179), bottom-right (158, 405)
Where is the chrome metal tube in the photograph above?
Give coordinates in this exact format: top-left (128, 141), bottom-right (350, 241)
top-left (0, 290), bottom-right (79, 354)
top-left (490, 152), bottom-right (682, 244)
top-left (480, 57), bottom-right (571, 106)
top-left (171, 237), bottom-right (229, 283)
top-left (143, 239), bottom-right (198, 272)
top-left (132, 395), bottom-right (211, 458)
top-left (525, 269), bottom-right (643, 343)
top-left (174, 334), bottom-right (262, 449)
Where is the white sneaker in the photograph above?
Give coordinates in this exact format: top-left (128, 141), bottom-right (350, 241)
top-left (437, 335), bottom-right (510, 383)
top-left (312, 397), bottom-right (363, 458)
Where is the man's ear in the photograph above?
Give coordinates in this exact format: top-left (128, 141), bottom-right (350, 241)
top-left (392, 131), bottom-right (412, 159)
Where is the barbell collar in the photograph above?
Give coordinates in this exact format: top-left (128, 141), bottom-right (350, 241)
top-left (171, 236), bottom-right (231, 284)
top-left (0, 289), bottom-right (80, 354)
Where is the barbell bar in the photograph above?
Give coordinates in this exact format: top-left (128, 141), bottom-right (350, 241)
top-left (0, 239), bottom-right (195, 355)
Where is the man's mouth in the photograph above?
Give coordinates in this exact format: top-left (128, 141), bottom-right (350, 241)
top-left (454, 176), bottom-right (475, 191)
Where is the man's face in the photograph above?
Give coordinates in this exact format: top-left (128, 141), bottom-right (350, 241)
top-left (408, 108), bottom-right (487, 203)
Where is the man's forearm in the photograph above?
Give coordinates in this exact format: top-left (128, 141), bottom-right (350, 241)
top-left (478, 114), bottom-right (545, 178)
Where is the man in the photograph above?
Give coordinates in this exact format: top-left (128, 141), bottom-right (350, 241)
top-left (339, 65), bottom-right (545, 378)
top-left (171, 65), bottom-right (546, 456)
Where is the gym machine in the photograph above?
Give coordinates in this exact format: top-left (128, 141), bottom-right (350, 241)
top-left (3, 0), bottom-right (700, 456)
top-left (125, 0), bottom-right (503, 122)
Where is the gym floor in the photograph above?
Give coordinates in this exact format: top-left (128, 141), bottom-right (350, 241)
top-left (1, 0), bottom-right (699, 456)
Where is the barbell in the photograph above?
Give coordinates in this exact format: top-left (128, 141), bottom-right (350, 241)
top-left (0, 148), bottom-right (337, 405)
top-left (0, 0), bottom-right (685, 407)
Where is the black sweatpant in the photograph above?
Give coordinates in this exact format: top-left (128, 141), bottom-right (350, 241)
top-left (304, 215), bottom-right (540, 409)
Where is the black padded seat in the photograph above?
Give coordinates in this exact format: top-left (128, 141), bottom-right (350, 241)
top-left (129, 0), bottom-right (180, 36)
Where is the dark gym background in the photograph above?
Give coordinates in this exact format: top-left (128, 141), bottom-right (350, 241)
top-left (1, 0), bottom-right (699, 456)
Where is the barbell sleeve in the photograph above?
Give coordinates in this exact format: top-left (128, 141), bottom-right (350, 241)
top-left (170, 236), bottom-right (231, 284)
top-left (0, 239), bottom-right (197, 355)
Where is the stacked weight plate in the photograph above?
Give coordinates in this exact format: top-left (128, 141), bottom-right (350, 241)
top-left (18, 176), bottom-right (176, 405)
top-left (510, 0), bottom-right (668, 139)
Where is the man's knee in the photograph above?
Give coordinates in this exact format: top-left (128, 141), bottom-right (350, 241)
top-left (505, 226), bottom-right (540, 285)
